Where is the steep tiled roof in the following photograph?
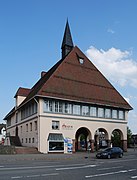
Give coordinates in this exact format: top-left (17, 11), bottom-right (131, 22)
top-left (4, 107), bottom-right (15, 120)
top-left (0, 124), bottom-right (6, 131)
top-left (20, 46), bottom-right (132, 110)
top-left (14, 87), bottom-right (31, 98)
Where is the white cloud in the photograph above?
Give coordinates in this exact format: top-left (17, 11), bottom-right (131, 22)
top-left (128, 112), bottom-right (137, 134)
top-left (86, 46), bottom-right (137, 88)
top-left (107, 28), bottom-right (115, 34)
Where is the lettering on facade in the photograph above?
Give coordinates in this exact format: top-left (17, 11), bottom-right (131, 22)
top-left (62, 124), bottom-right (73, 130)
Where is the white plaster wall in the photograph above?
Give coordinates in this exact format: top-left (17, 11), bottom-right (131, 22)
top-left (39, 113), bottom-right (127, 153)
top-left (16, 96), bottom-right (26, 107)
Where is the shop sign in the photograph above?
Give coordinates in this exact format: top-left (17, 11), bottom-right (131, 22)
top-left (62, 124), bottom-right (73, 130)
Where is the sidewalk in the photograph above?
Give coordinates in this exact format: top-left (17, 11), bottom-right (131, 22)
top-left (0, 148), bottom-right (136, 163)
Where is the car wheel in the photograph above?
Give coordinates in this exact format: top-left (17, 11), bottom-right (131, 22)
top-left (108, 154), bottom-right (111, 159)
top-left (119, 153), bottom-right (123, 158)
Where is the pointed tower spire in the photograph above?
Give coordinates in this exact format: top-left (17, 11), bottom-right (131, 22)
top-left (61, 20), bottom-right (74, 59)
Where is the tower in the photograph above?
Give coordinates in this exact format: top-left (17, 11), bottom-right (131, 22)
top-left (61, 20), bottom-right (74, 59)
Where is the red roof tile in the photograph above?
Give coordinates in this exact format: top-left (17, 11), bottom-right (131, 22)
top-left (14, 87), bottom-right (31, 98)
top-left (20, 46), bottom-right (132, 110)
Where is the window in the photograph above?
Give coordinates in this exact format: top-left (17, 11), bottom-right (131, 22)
top-left (52, 121), bottom-right (59, 130)
top-left (34, 103), bottom-right (37, 113)
top-left (73, 105), bottom-right (80, 115)
top-left (48, 133), bottom-right (64, 152)
top-left (64, 103), bottom-right (72, 114)
top-left (43, 100), bottom-right (53, 112)
top-left (15, 113), bottom-right (18, 123)
top-left (105, 109), bottom-right (111, 118)
top-left (98, 108), bottom-right (104, 118)
top-left (112, 110), bottom-right (118, 119)
top-left (34, 121), bottom-right (37, 131)
top-left (21, 102), bottom-right (37, 120)
top-left (29, 138), bottom-right (31, 143)
top-left (21, 126), bottom-right (22, 133)
top-left (55, 101), bottom-right (63, 113)
top-left (32, 138), bottom-right (35, 143)
top-left (119, 110), bottom-right (124, 119)
top-left (26, 124), bottom-right (28, 132)
top-left (30, 122), bottom-right (32, 131)
top-left (22, 138), bottom-right (23, 143)
top-left (7, 119), bottom-right (11, 127)
top-left (90, 107), bottom-right (97, 117)
top-left (79, 58), bottom-right (84, 64)
top-left (26, 138), bottom-right (27, 143)
top-left (82, 106), bottom-right (89, 116)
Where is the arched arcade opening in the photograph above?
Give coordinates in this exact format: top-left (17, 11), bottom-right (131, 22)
top-left (111, 129), bottom-right (124, 148)
top-left (75, 127), bottom-right (91, 152)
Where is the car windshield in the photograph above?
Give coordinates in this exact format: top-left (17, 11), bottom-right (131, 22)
top-left (103, 148), bottom-right (112, 152)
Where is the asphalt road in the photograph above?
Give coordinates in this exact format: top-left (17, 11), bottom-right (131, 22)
top-left (0, 149), bottom-right (137, 180)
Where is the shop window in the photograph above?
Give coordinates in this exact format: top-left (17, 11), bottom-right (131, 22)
top-left (48, 133), bottom-right (64, 152)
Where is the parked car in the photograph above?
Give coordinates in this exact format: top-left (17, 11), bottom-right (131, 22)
top-left (96, 147), bottom-right (123, 159)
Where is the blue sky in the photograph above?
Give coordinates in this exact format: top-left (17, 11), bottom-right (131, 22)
top-left (0, 0), bottom-right (137, 133)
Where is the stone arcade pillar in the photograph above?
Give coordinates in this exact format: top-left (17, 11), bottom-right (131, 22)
top-left (91, 139), bottom-right (95, 152)
top-left (107, 140), bottom-right (112, 148)
top-left (122, 140), bottom-right (127, 152)
top-left (72, 139), bottom-right (76, 153)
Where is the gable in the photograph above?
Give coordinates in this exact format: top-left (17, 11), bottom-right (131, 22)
top-left (36, 46), bottom-right (132, 110)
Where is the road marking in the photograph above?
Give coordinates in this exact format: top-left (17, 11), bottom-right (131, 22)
top-left (97, 166), bottom-right (123, 171)
top-left (26, 174), bottom-right (40, 178)
top-left (129, 169), bottom-right (136, 172)
top-left (41, 173), bottom-right (59, 176)
top-left (131, 176), bottom-right (137, 179)
top-left (85, 169), bottom-right (136, 178)
top-left (0, 163), bottom-right (85, 171)
top-left (11, 176), bottom-right (23, 179)
top-left (56, 164), bottom-right (96, 171)
top-left (106, 158), bottom-right (137, 164)
top-left (11, 173), bottom-right (59, 179)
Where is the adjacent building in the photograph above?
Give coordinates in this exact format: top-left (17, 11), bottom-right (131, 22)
top-left (0, 124), bottom-right (6, 144)
top-left (4, 21), bottom-right (132, 153)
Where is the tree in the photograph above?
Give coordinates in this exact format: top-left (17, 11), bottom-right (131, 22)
top-left (111, 130), bottom-right (122, 147)
top-left (127, 126), bottom-right (132, 147)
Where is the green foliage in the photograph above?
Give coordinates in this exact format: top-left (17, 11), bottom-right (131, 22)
top-left (111, 131), bottom-right (122, 147)
top-left (127, 126), bottom-right (132, 147)
top-left (111, 127), bottom-right (132, 148)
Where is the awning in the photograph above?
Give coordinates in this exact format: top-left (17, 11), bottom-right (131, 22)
top-left (48, 133), bottom-right (64, 142)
